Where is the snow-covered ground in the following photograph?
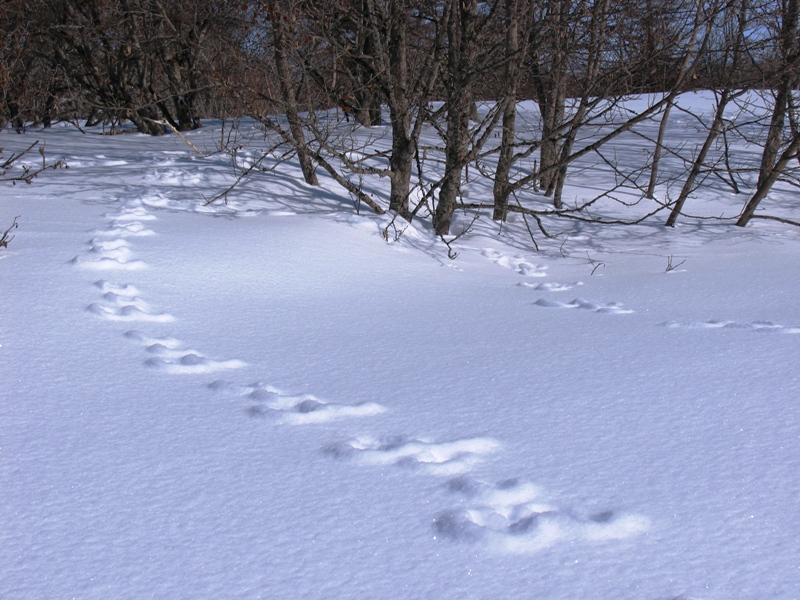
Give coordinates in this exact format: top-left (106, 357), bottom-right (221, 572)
top-left (2, 95), bottom-right (800, 599)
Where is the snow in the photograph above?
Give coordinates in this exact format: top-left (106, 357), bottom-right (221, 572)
top-left (2, 95), bottom-right (800, 599)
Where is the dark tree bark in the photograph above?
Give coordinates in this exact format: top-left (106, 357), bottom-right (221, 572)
top-left (758, 0), bottom-right (799, 188)
top-left (38, 0), bottom-right (232, 134)
top-left (492, 0), bottom-right (521, 222)
top-left (300, 0), bottom-right (445, 220)
top-left (434, 0), bottom-right (479, 235)
top-left (737, 132), bottom-right (800, 226)
top-left (666, 91), bottom-right (730, 226)
top-left (268, 1), bottom-right (318, 185)
top-left (529, 0), bottom-right (571, 203)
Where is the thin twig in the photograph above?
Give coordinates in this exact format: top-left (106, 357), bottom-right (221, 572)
top-left (0, 216), bottom-right (20, 249)
top-left (750, 214), bottom-right (800, 227)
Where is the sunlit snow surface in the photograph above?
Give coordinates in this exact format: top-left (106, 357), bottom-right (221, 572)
top-left (2, 93), bottom-right (800, 598)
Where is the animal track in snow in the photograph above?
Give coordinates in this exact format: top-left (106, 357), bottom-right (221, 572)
top-left (662, 319), bottom-right (800, 333)
top-left (105, 207), bottom-right (157, 222)
top-left (144, 167), bottom-right (204, 186)
top-left (77, 200), bottom-right (245, 372)
top-left (533, 297), bottom-right (634, 314)
top-left (87, 281), bottom-right (173, 322)
top-left (519, 281), bottom-right (584, 292)
top-left (93, 220), bottom-right (155, 238)
top-left (123, 331), bottom-right (246, 374)
top-left (433, 476), bottom-right (650, 553)
top-left (63, 157), bottom-right (128, 169)
top-left (145, 353), bottom-right (246, 375)
top-left (88, 299), bottom-right (174, 323)
top-left (71, 239), bottom-right (148, 270)
top-left (324, 435), bottom-right (500, 476)
top-left (208, 380), bottom-right (386, 424)
top-left (481, 248), bottom-right (547, 277)
top-left (124, 329), bottom-right (182, 348)
top-left (94, 279), bottom-right (140, 296)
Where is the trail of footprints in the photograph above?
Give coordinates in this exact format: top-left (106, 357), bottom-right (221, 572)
top-left (73, 195), bottom-right (649, 554)
top-left (662, 319), bottom-right (800, 333)
top-left (207, 380), bottom-right (386, 425)
top-left (73, 197), bottom-right (245, 374)
top-left (434, 476), bottom-right (650, 552)
top-left (321, 433), bottom-right (649, 551)
top-left (482, 248), bottom-right (633, 315)
top-left (481, 248), bottom-right (548, 277)
top-left (72, 176), bottom-right (795, 556)
top-left (533, 297), bottom-right (634, 314)
top-left (323, 435), bottom-right (501, 476)
top-left (487, 247), bottom-right (799, 331)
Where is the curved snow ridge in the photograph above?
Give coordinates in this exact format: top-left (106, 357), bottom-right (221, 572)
top-left (208, 380), bottom-right (387, 424)
top-left (72, 255), bottom-right (148, 271)
top-left (88, 238), bottom-right (132, 251)
top-left (95, 279), bottom-right (140, 296)
top-left (324, 435), bottom-right (501, 476)
top-left (481, 248), bottom-right (547, 277)
top-left (86, 279), bottom-right (170, 323)
top-left (88, 301), bottom-right (174, 323)
top-left (123, 331), bottom-right (246, 374)
top-left (92, 220), bottom-right (156, 237)
top-left (65, 157), bottom-right (128, 168)
top-left (433, 476), bottom-right (650, 553)
top-left (71, 240), bottom-right (148, 270)
top-left (131, 186), bottom-right (247, 216)
top-left (145, 354), bottom-right (247, 375)
top-left (534, 297), bottom-right (634, 314)
top-left (144, 166), bottom-right (205, 186)
top-left (250, 394), bottom-right (387, 425)
top-left (105, 207), bottom-right (157, 222)
top-left (99, 292), bottom-right (152, 310)
top-left (519, 281), bottom-right (584, 292)
top-left (662, 319), bottom-right (800, 333)
top-left (124, 329), bottom-right (182, 347)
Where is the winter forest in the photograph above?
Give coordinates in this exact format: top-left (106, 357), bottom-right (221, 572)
top-left (3, 1), bottom-right (800, 599)
top-left (3, 0), bottom-right (800, 235)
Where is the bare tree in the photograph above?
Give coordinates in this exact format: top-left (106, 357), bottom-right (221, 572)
top-left (644, 0), bottom-right (712, 199)
top-left (40, 0), bottom-right (238, 134)
top-left (756, 0), bottom-right (800, 189)
top-left (492, 0), bottom-right (523, 221)
top-left (1, 0), bottom-right (58, 130)
top-left (266, 0), bottom-right (319, 185)
top-left (1, 141), bottom-right (66, 184)
top-left (735, 0), bottom-right (800, 227)
top-left (0, 216), bottom-right (18, 249)
top-left (434, 0), bottom-right (488, 235)
top-left (481, 0), bottom-right (718, 229)
top-left (666, 0), bottom-right (751, 226)
top-left (527, 0), bottom-right (574, 203)
top-left (731, 0), bottom-right (800, 227)
top-left (303, 0), bottom-right (446, 219)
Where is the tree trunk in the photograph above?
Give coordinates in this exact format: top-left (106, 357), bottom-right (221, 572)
top-left (537, 85), bottom-right (565, 200)
top-left (353, 88), bottom-right (382, 127)
top-left (389, 128), bottom-right (414, 219)
top-left (759, 84), bottom-right (792, 188)
top-left (531, 1), bottom-right (568, 204)
top-left (666, 91), bottom-right (730, 226)
top-left (492, 0), bottom-right (520, 221)
top-left (129, 107), bottom-right (165, 135)
top-left (548, 0), bottom-right (611, 209)
top-left (647, 97), bottom-right (675, 199)
top-left (270, 2), bottom-right (318, 186)
top-left (737, 132), bottom-right (800, 226)
top-left (758, 0), bottom-right (798, 188)
top-left (434, 0), bottom-right (477, 236)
